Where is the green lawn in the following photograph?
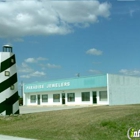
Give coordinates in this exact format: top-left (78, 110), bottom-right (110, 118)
top-left (0, 105), bottom-right (140, 140)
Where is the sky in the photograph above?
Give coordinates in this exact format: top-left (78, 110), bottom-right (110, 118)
top-left (0, 0), bottom-right (140, 87)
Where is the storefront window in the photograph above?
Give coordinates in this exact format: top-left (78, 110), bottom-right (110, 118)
top-left (67, 93), bottom-right (75, 102)
top-left (42, 94), bottom-right (48, 102)
top-left (53, 94), bottom-right (60, 102)
top-left (30, 95), bottom-right (36, 103)
top-left (81, 92), bottom-right (90, 101)
top-left (99, 91), bottom-right (107, 101)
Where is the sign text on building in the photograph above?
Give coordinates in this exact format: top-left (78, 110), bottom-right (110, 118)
top-left (25, 82), bottom-right (70, 90)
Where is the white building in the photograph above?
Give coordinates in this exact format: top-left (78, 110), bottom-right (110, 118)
top-left (23, 74), bottom-right (140, 106)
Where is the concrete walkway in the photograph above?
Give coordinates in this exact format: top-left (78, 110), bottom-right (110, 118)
top-left (0, 135), bottom-right (36, 140)
top-left (20, 105), bottom-right (98, 114)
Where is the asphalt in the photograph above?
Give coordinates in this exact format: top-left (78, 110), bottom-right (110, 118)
top-left (0, 105), bottom-right (101, 140)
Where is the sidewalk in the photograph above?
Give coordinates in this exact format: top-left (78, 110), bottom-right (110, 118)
top-left (0, 135), bottom-right (37, 140)
top-left (20, 105), bottom-right (100, 114)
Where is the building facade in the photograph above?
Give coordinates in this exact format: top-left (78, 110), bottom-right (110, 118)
top-left (0, 45), bottom-right (19, 115)
top-left (23, 74), bottom-right (140, 106)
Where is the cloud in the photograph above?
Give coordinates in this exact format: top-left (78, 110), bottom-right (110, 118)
top-left (129, 9), bottom-right (140, 17)
top-left (18, 62), bottom-right (34, 73)
top-left (30, 71), bottom-right (46, 77)
top-left (119, 69), bottom-right (140, 76)
top-left (47, 63), bottom-right (61, 69)
top-left (25, 57), bottom-right (47, 63)
top-left (25, 58), bottom-right (37, 63)
top-left (39, 63), bottom-right (61, 70)
top-left (20, 75), bottom-right (30, 79)
top-left (89, 69), bottom-right (101, 74)
top-left (0, 0), bottom-right (111, 38)
top-left (19, 57), bottom-right (48, 79)
top-left (13, 38), bottom-right (24, 42)
top-left (37, 57), bottom-right (47, 61)
top-left (20, 71), bottom-right (46, 79)
top-left (86, 48), bottom-right (102, 55)
top-left (18, 57), bottom-right (48, 78)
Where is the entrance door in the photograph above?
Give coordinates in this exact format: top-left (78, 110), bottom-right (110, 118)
top-left (62, 93), bottom-right (65, 104)
top-left (92, 91), bottom-right (97, 104)
top-left (37, 95), bottom-right (40, 105)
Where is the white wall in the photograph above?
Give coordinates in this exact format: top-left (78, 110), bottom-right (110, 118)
top-left (108, 74), bottom-right (140, 105)
top-left (0, 52), bottom-right (19, 115)
top-left (23, 87), bottom-right (108, 106)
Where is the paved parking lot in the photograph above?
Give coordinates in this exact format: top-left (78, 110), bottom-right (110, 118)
top-left (20, 105), bottom-right (96, 114)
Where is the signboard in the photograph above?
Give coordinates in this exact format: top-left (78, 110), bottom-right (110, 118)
top-left (24, 75), bottom-right (107, 93)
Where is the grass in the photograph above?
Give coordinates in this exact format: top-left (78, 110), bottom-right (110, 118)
top-left (0, 105), bottom-right (140, 140)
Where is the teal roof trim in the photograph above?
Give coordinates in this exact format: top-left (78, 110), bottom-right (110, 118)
top-left (24, 74), bottom-right (107, 93)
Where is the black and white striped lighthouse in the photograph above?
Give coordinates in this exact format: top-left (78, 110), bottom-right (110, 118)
top-left (0, 45), bottom-right (19, 115)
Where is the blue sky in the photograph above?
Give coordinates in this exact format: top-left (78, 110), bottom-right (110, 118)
top-left (0, 0), bottom-right (140, 85)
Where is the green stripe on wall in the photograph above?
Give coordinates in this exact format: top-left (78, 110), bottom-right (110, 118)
top-left (0, 54), bottom-right (16, 72)
top-left (0, 73), bottom-right (17, 93)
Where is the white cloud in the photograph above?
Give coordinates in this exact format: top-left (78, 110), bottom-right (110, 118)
top-left (89, 69), bottom-right (101, 74)
top-left (18, 62), bottom-right (34, 73)
top-left (20, 75), bottom-right (30, 79)
top-left (86, 48), bottom-right (102, 55)
top-left (0, 0), bottom-right (111, 38)
top-left (119, 69), bottom-right (140, 76)
top-left (13, 38), bottom-right (24, 42)
top-left (25, 57), bottom-right (47, 63)
top-left (129, 9), bottom-right (140, 17)
top-left (19, 57), bottom-right (48, 79)
top-left (20, 71), bottom-right (46, 79)
top-left (25, 58), bottom-right (37, 63)
top-left (30, 71), bottom-right (46, 77)
top-left (37, 57), bottom-right (47, 61)
top-left (47, 63), bottom-right (61, 69)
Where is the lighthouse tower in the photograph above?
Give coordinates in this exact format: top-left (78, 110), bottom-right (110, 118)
top-left (0, 45), bottom-right (19, 115)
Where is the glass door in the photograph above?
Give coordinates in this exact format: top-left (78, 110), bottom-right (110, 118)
top-left (92, 91), bottom-right (97, 104)
top-left (62, 93), bottom-right (65, 104)
top-left (37, 95), bottom-right (40, 105)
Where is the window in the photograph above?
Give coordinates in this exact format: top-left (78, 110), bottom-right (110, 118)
top-left (30, 95), bottom-right (36, 103)
top-left (53, 94), bottom-right (60, 102)
top-left (5, 71), bottom-right (10, 76)
top-left (99, 91), bottom-right (107, 101)
top-left (11, 58), bottom-right (14, 63)
top-left (10, 85), bottom-right (14, 90)
top-left (67, 93), bottom-right (75, 102)
top-left (42, 94), bottom-right (48, 102)
top-left (81, 92), bottom-right (90, 101)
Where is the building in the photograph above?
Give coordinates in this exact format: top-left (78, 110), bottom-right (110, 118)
top-left (0, 45), bottom-right (19, 115)
top-left (23, 74), bottom-right (140, 106)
